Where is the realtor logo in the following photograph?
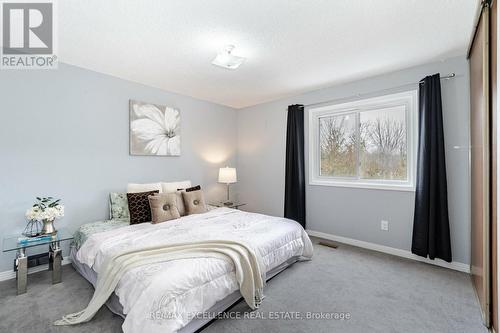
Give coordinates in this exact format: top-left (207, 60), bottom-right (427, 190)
top-left (1, 0), bottom-right (57, 69)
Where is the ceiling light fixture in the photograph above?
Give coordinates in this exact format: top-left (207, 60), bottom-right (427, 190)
top-left (212, 45), bottom-right (245, 70)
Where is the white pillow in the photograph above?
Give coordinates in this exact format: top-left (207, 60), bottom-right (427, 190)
top-left (161, 180), bottom-right (192, 193)
top-left (127, 182), bottom-right (163, 193)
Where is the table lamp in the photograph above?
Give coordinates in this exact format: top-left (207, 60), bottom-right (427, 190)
top-left (218, 167), bottom-right (237, 206)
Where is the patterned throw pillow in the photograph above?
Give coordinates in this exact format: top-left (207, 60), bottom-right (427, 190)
top-left (109, 192), bottom-right (130, 220)
top-left (182, 189), bottom-right (208, 215)
top-left (127, 190), bottom-right (159, 224)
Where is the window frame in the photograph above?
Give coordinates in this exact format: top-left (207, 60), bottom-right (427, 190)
top-left (308, 90), bottom-right (418, 191)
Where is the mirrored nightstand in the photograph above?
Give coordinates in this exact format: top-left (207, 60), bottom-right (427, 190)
top-left (210, 202), bottom-right (247, 210)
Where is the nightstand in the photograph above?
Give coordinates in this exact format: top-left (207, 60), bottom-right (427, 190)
top-left (210, 201), bottom-right (247, 210)
top-left (2, 229), bottom-right (73, 295)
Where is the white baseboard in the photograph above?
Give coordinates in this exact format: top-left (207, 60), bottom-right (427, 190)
top-left (307, 230), bottom-right (471, 273)
top-left (0, 257), bottom-right (72, 282)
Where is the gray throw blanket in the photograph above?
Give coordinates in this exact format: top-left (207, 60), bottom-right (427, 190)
top-left (55, 240), bottom-right (265, 325)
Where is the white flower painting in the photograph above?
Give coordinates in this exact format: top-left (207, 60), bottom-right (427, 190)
top-left (130, 100), bottom-right (181, 156)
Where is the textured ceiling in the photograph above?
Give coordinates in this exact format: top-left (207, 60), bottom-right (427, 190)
top-left (58, 0), bottom-right (477, 108)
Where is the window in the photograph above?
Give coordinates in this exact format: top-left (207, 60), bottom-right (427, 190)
top-left (309, 90), bottom-right (418, 191)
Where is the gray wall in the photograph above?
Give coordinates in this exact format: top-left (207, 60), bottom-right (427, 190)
top-left (237, 56), bottom-right (470, 264)
top-left (0, 56), bottom-right (471, 272)
top-left (0, 63), bottom-right (237, 271)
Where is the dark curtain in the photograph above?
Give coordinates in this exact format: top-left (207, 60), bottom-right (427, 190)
top-left (284, 104), bottom-right (306, 227)
top-left (411, 73), bottom-right (452, 262)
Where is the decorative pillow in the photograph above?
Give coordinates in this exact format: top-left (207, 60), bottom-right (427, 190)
top-left (174, 185), bottom-right (201, 216)
top-left (182, 185), bottom-right (201, 192)
top-left (174, 191), bottom-right (187, 216)
top-left (161, 180), bottom-right (191, 193)
top-left (182, 190), bottom-right (208, 215)
top-left (127, 182), bottom-right (162, 193)
top-left (127, 190), bottom-right (159, 224)
top-left (148, 193), bottom-right (180, 224)
top-left (109, 192), bottom-right (130, 220)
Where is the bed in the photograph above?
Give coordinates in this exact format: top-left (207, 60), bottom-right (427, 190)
top-left (70, 207), bottom-right (313, 333)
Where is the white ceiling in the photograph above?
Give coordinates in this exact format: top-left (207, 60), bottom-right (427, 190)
top-left (58, 0), bottom-right (477, 109)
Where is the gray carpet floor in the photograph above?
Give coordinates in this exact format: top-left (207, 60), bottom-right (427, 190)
top-left (0, 239), bottom-right (487, 333)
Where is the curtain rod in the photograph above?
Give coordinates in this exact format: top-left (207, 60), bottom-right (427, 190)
top-left (303, 72), bottom-right (457, 108)
top-left (421, 72), bottom-right (456, 82)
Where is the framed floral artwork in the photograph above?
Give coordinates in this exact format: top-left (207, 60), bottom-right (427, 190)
top-left (129, 100), bottom-right (181, 156)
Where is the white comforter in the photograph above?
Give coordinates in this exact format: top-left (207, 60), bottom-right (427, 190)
top-left (76, 208), bottom-right (313, 333)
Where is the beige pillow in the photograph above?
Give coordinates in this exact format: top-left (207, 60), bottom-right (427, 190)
top-left (148, 193), bottom-right (180, 224)
top-left (174, 191), bottom-right (187, 216)
top-left (182, 190), bottom-right (207, 215)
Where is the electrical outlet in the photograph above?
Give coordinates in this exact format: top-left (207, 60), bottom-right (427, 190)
top-left (380, 220), bottom-right (389, 231)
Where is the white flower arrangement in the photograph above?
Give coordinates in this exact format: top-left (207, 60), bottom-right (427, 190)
top-left (25, 197), bottom-right (64, 221)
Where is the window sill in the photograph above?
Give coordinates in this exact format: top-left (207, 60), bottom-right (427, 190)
top-left (309, 179), bottom-right (416, 192)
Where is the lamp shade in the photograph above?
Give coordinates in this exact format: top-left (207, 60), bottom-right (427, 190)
top-left (218, 167), bottom-right (237, 184)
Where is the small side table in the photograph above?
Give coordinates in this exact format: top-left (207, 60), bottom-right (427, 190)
top-left (2, 229), bottom-right (73, 295)
top-left (210, 201), bottom-right (247, 210)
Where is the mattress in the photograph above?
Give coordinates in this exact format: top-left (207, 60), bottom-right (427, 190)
top-left (71, 207), bottom-right (313, 333)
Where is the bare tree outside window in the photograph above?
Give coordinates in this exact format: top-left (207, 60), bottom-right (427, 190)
top-left (319, 106), bottom-right (407, 181)
top-left (311, 90), bottom-right (416, 189)
top-left (360, 106), bottom-right (407, 180)
top-left (319, 114), bottom-right (356, 177)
